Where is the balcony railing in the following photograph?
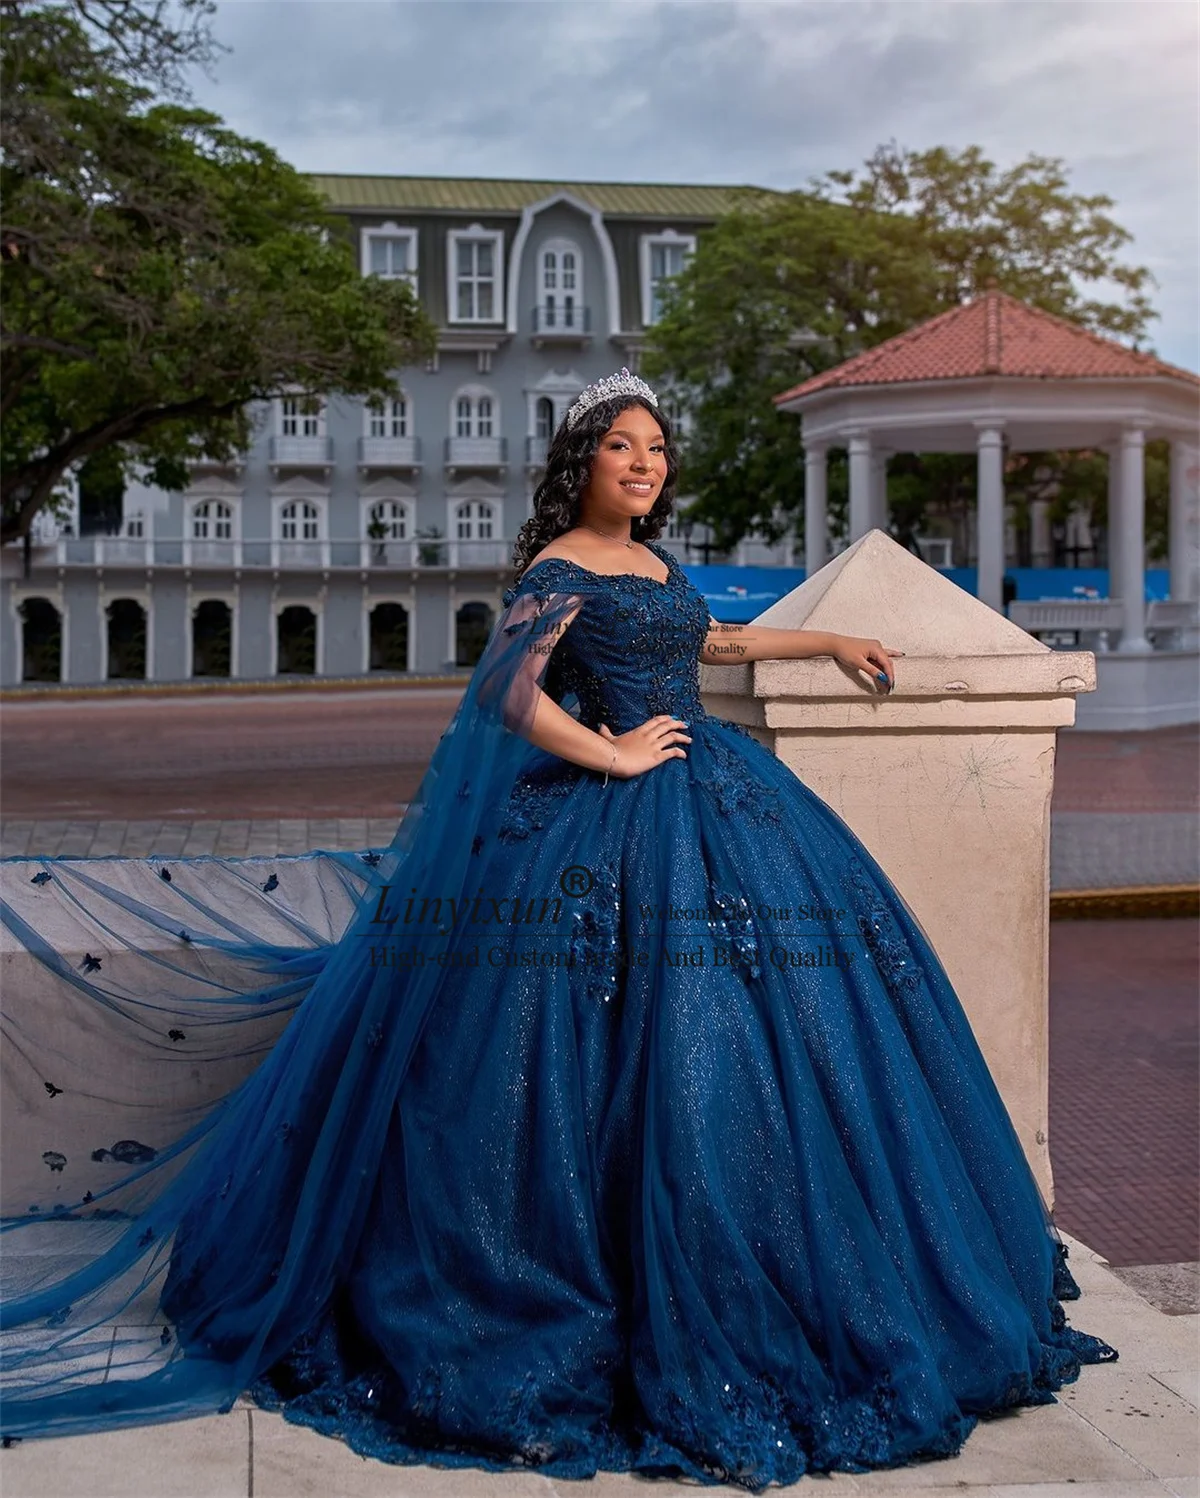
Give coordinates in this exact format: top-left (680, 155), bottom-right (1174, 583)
top-left (269, 435), bottom-right (334, 471)
top-left (362, 538), bottom-right (417, 568)
top-left (183, 539), bottom-right (240, 568)
top-left (444, 436), bottom-right (507, 470)
top-left (526, 435), bottom-right (549, 468)
top-left (359, 435), bottom-right (421, 470)
top-left (58, 536), bottom-right (155, 566)
top-left (531, 304), bottom-right (592, 341)
top-left (29, 536), bottom-right (514, 572)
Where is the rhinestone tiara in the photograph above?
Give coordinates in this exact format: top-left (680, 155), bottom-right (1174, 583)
top-left (564, 367), bottom-right (659, 430)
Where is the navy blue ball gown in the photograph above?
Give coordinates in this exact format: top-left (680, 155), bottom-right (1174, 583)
top-left (0, 539), bottom-right (1116, 1489)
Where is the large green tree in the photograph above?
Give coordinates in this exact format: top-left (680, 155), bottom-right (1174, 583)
top-left (1, 0), bottom-right (437, 543)
top-left (643, 142), bottom-right (1158, 555)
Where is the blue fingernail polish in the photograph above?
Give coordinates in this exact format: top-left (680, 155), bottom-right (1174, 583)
top-left (876, 672), bottom-right (888, 683)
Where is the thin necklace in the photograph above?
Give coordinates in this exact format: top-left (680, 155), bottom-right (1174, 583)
top-left (580, 522), bottom-right (634, 549)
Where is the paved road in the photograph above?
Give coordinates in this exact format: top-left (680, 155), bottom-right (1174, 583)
top-left (2, 696), bottom-right (1196, 886)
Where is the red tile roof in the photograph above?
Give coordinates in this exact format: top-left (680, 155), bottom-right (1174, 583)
top-left (775, 290), bottom-right (1200, 404)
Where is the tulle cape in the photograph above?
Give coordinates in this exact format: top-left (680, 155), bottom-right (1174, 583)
top-left (0, 578), bottom-right (591, 1437)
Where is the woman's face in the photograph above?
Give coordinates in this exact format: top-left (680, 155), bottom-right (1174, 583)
top-left (580, 405), bottom-right (666, 520)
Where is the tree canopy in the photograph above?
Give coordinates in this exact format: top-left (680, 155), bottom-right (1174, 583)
top-left (643, 142), bottom-right (1159, 555)
top-left (1, 0), bottom-right (437, 542)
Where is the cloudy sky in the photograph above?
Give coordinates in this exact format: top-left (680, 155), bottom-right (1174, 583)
top-left (193, 0), bottom-right (1198, 370)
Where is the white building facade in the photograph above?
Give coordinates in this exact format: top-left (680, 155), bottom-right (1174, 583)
top-left (1, 175), bottom-right (790, 687)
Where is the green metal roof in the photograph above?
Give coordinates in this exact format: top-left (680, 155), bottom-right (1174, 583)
top-left (307, 174), bottom-right (782, 219)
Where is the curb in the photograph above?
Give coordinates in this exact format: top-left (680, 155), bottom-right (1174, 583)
top-left (1049, 885), bottom-right (1200, 919)
top-left (0, 676), bottom-right (469, 702)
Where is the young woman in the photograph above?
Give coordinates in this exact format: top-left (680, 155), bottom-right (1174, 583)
top-left (0, 369), bottom-right (1116, 1490)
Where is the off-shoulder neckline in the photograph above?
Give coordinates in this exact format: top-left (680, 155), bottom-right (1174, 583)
top-left (520, 540), bottom-right (674, 588)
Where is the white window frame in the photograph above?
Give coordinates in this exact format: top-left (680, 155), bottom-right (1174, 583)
top-left (278, 499), bottom-right (322, 543)
top-left (364, 497), bottom-right (411, 541)
top-left (533, 396), bottom-right (556, 441)
top-left (277, 395), bottom-right (327, 438)
top-left (447, 225), bottom-right (505, 325)
top-left (360, 223), bottom-right (418, 291)
top-left (450, 386), bottom-right (500, 440)
top-left (365, 395), bottom-right (409, 439)
top-left (453, 499), bottom-right (496, 542)
top-left (190, 499), bottom-right (235, 542)
top-left (271, 494), bottom-right (329, 567)
top-left (639, 230), bottom-right (696, 327)
top-left (537, 237), bottom-right (584, 330)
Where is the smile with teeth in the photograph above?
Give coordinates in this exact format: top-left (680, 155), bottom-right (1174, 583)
top-left (621, 481), bottom-right (655, 492)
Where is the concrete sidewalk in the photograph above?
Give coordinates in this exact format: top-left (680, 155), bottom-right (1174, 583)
top-left (3, 812), bottom-right (1197, 891)
top-left (0, 1233), bottom-right (1194, 1498)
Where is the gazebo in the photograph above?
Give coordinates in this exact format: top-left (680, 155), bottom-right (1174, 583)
top-left (774, 289), bottom-right (1200, 657)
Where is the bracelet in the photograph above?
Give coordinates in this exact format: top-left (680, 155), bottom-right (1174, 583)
top-left (602, 743), bottom-right (618, 787)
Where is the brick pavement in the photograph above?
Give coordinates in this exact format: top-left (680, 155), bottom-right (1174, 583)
top-left (1049, 918), bottom-right (1199, 1269)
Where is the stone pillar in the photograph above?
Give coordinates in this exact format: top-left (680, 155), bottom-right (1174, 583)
top-left (1116, 427), bottom-right (1151, 653)
top-left (804, 443), bottom-right (829, 576)
top-left (1168, 440), bottom-right (1200, 604)
top-left (847, 432), bottom-right (873, 542)
top-left (698, 528), bottom-right (1095, 1203)
top-left (975, 425), bottom-right (1006, 613)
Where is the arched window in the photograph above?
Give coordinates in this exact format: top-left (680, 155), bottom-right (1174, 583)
top-left (106, 598), bottom-right (147, 680)
top-left (368, 397), bottom-right (408, 439)
top-left (539, 240), bottom-right (583, 330)
top-left (455, 601), bottom-right (493, 668)
top-left (452, 388), bottom-right (499, 440)
top-left (191, 501), bottom-right (233, 541)
top-left (192, 600), bottom-right (232, 678)
top-left (369, 603), bottom-right (409, 672)
top-left (535, 397), bottom-right (555, 441)
top-left (279, 501), bottom-right (320, 541)
top-left (367, 500), bottom-right (408, 540)
top-left (19, 598), bottom-right (62, 683)
top-left (279, 397), bottom-right (324, 438)
top-left (454, 500), bottom-right (495, 541)
top-left (276, 605), bottom-right (317, 675)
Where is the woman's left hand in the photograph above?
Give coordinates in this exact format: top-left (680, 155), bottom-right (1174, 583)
top-left (831, 635), bottom-right (905, 693)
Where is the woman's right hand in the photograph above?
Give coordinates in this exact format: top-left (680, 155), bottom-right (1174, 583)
top-left (597, 717), bottom-right (691, 779)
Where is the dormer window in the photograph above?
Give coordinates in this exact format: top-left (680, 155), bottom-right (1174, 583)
top-left (537, 240), bottom-right (584, 331)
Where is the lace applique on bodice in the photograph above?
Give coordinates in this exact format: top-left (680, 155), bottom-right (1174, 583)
top-left (501, 542), bottom-right (709, 735)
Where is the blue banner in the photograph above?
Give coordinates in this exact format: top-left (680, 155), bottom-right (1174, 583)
top-left (681, 562), bottom-right (1171, 623)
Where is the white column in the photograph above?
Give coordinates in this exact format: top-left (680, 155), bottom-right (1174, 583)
top-left (1030, 496), bottom-right (1053, 568)
top-left (1105, 445), bottom-right (1120, 604)
top-left (870, 449), bottom-right (889, 532)
top-left (804, 443), bottom-right (829, 576)
top-left (847, 432), bottom-right (873, 542)
top-left (975, 426), bottom-right (1006, 613)
top-left (1116, 427), bottom-right (1151, 653)
top-left (1168, 440), bottom-right (1200, 602)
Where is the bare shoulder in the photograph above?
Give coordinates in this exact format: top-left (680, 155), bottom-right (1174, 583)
top-left (525, 534), bottom-right (588, 571)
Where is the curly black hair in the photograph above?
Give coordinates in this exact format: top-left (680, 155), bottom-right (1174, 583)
top-left (510, 394), bottom-right (680, 582)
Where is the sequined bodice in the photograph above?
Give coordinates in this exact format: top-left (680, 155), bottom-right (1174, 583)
top-left (502, 543), bottom-right (709, 734)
